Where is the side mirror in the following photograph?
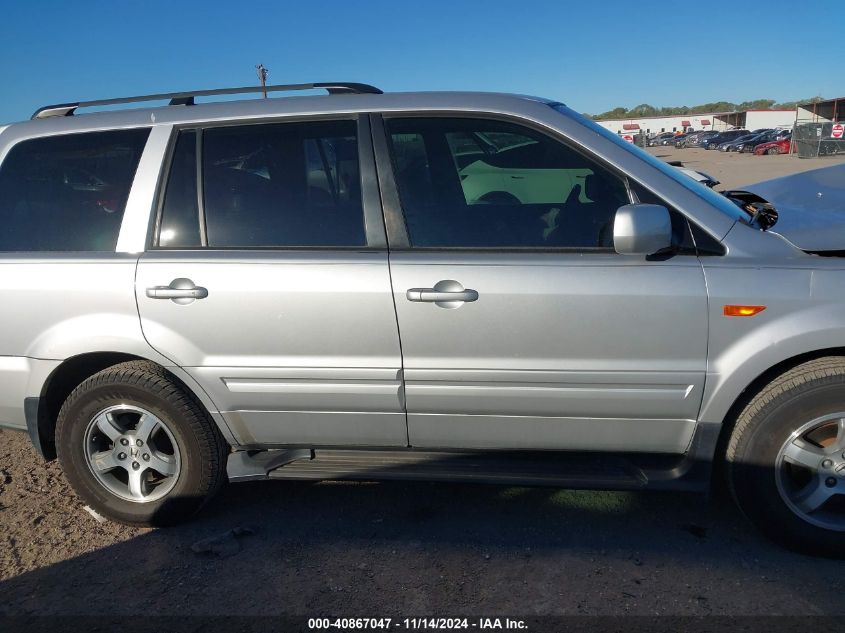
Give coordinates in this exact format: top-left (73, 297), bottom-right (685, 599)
top-left (613, 203), bottom-right (672, 255)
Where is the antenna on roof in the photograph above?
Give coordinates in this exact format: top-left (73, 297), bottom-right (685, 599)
top-left (256, 64), bottom-right (269, 99)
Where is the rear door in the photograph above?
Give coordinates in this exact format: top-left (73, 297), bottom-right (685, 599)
top-left (136, 115), bottom-right (407, 447)
top-left (374, 114), bottom-right (709, 454)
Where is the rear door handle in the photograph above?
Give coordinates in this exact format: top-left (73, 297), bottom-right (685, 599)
top-left (406, 280), bottom-right (478, 308)
top-left (407, 289), bottom-right (479, 302)
top-left (146, 278), bottom-right (208, 303)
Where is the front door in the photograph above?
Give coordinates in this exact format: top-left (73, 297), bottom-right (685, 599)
top-left (136, 117), bottom-right (406, 447)
top-left (378, 115), bottom-right (708, 454)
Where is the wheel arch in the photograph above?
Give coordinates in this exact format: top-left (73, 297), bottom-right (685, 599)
top-left (29, 352), bottom-right (232, 460)
top-left (710, 347), bottom-right (845, 478)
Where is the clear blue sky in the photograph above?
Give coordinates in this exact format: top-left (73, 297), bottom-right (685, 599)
top-left (0, 0), bottom-right (838, 124)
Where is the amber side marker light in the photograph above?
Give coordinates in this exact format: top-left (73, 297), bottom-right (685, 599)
top-left (724, 305), bottom-right (767, 317)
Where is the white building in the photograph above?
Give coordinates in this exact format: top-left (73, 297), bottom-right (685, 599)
top-left (713, 109), bottom-right (797, 131)
top-left (596, 109), bottom-right (797, 136)
top-left (596, 113), bottom-right (723, 136)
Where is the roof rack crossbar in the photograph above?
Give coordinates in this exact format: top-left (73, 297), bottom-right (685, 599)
top-left (31, 82), bottom-right (383, 119)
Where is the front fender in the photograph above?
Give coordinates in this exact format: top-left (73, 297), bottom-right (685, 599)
top-left (699, 264), bottom-right (845, 427)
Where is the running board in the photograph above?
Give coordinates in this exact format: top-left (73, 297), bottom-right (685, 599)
top-left (229, 449), bottom-right (649, 489)
top-left (227, 448), bottom-right (314, 482)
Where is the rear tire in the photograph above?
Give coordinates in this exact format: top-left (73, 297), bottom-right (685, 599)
top-left (726, 357), bottom-right (845, 557)
top-left (56, 361), bottom-right (227, 526)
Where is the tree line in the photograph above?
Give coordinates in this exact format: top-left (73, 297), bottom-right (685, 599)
top-left (588, 97), bottom-right (825, 120)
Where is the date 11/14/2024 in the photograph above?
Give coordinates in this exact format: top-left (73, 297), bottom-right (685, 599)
top-left (307, 617), bottom-right (529, 630)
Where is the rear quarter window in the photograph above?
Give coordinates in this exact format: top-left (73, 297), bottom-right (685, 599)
top-left (0, 128), bottom-right (150, 251)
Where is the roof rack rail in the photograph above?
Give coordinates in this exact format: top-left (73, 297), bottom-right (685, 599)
top-left (31, 82), bottom-right (383, 120)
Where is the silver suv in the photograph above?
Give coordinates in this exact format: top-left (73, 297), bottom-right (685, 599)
top-left (1, 83), bottom-right (844, 555)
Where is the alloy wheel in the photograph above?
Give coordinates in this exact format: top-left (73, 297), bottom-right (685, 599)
top-left (83, 404), bottom-right (181, 503)
top-left (775, 414), bottom-right (845, 531)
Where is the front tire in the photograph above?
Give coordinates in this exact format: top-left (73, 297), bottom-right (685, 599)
top-left (726, 357), bottom-right (845, 556)
top-left (56, 361), bottom-right (227, 526)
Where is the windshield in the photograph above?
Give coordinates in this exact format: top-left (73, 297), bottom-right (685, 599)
top-left (550, 104), bottom-right (746, 224)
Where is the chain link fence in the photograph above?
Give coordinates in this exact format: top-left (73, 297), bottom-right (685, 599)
top-left (793, 122), bottom-right (844, 157)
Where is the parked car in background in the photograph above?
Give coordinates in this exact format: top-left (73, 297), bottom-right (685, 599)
top-left (702, 130), bottom-right (750, 150)
top-left (647, 132), bottom-right (675, 147)
top-left (739, 131), bottom-right (792, 154)
top-left (733, 130), bottom-right (777, 153)
top-left (671, 134), bottom-right (688, 148)
top-left (734, 132), bottom-right (774, 153)
top-left (754, 137), bottom-right (794, 155)
top-left (678, 131), bottom-right (713, 148)
top-left (685, 130), bottom-right (720, 148)
top-left (719, 133), bottom-right (759, 152)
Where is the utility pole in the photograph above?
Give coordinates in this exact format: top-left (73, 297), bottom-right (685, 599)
top-left (256, 64), bottom-right (269, 98)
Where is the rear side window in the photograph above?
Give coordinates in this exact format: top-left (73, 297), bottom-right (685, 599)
top-left (385, 118), bottom-right (630, 249)
top-left (0, 128), bottom-right (149, 251)
top-left (202, 120), bottom-right (365, 248)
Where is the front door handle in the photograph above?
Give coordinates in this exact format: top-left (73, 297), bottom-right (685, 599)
top-left (406, 280), bottom-right (478, 308)
top-left (146, 278), bottom-right (208, 304)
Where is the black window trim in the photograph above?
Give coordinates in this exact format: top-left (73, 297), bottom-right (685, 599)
top-left (149, 113), bottom-right (386, 252)
top-left (371, 110), bottom-right (722, 256)
top-left (148, 124), bottom-right (181, 250)
top-left (195, 129), bottom-right (207, 247)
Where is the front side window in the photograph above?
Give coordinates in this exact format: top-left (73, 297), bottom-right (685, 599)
top-left (202, 119), bottom-right (365, 248)
top-left (385, 118), bottom-right (630, 248)
top-left (0, 128), bottom-right (150, 251)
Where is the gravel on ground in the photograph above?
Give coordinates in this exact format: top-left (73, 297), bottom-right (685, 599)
top-left (2, 428), bottom-right (843, 617)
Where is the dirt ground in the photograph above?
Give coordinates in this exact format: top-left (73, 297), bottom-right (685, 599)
top-left (647, 145), bottom-right (845, 190)
top-left (2, 427), bottom-right (845, 619)
top-left (4, 154), bottom-right (845, 623)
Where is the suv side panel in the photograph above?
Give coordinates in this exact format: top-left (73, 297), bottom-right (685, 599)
top-left (135, 115), bottom-right (406, 447)
top-left (136, 251), bottom-right (406, 446)
top-left (0, 127), bottom-right (175, 432)
top-left (0, 358), bottom-right (59, 430)
top-left (0, 128), bottom-right (153, 356)
top-left (0, 126), bottom-right (236, 443)
top-left (696, 227), bottom-right (845, 426)
top-left (389, 252), bottom-right (707, 453)
top-left (0, 254), bottom-right (142, 359)
top-left (376, 114), bottom-right (709, 453)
